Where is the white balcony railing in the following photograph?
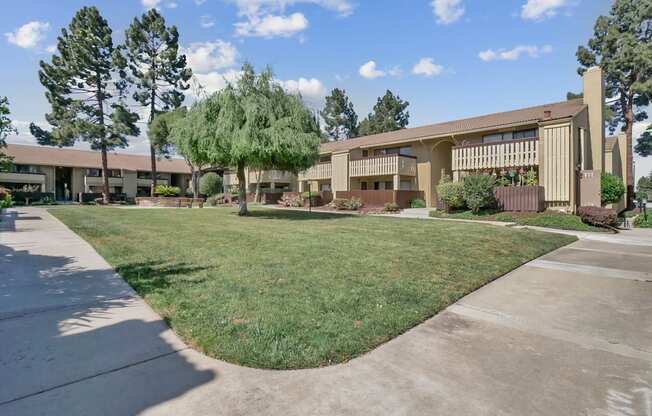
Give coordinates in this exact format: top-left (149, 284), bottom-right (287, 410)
top-left (452, 138), bottom-right (539, 171)
top-left (85, 176), bottom-right (124, 187)
top-left (298, 162), bottom-right (332, 181)
top-left (349, 154), bottom-right (417, 177)
top-left (0, 172), bottom-right (46, 184)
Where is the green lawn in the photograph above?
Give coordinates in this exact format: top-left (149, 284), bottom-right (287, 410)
top-left (50, 206), bottom-right (575, 369)
top-left (430, 209), bottom-right (608, 232)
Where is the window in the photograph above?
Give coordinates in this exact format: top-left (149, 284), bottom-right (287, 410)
top-left (360, 182), bottom-right (368, 190)
top-left (12, 164), bottom-right (41, 174)
top-left (373, 146), bottom-right (413, 156)
top-left (86, 169), bottom-right (121, 178)
top-left (137, 171), bottom-right (165, 180)
top-left (385, 181), bottom-right (393, 190)
top-left (400, 180), bottom-right (412, 190)
top-left (319, 155), bottom-right (332, 163)
top-left (482, 129), bottom-right (537, 144)
top-left (373, 181), bottom-right (380, 190)
top-left (137, 186), bottom-right (150, 196)
top-left (320, 183), bottom-right (331, 192)
top-left (362, 150), bottom-right (369, 157)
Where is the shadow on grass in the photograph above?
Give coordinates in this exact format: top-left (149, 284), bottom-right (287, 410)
top-left (116, 261), bottom-right (211, 295)
top-left (243, 209), bottom-right (355, 221)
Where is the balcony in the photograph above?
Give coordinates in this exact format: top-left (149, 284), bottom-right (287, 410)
top-left (298, 162), bottom-right (332, 181)
top-left (85, 176), bottom-right (124, 187)
top-left (0, 171), bottom-right (45, 184)
top-left (255, 170), bottom-right (296, 183)
top-left (452, 138), bottom-right (539, 172)
top-left (349, 154), bottom-right (417, 178)
top-left (136, 178), bottom-right (168, 187)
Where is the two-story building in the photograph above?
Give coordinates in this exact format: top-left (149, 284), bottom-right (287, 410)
top-left (0, 144), bottom-right (192, 201)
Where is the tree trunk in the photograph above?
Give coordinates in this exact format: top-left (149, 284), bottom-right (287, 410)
top-left (192, 170), bottom-right (199, 199)
top-left (254, 169), bottom-right (262, 203)
top-left (101, 146), bottom-right (110, 205)
top-left (236, 162), bottom-right (247, 216)
top-left (625, 101), bottom-right (634, 210)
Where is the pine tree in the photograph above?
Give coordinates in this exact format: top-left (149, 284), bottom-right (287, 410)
top-left (576, 0), bottom-right (652, 207)
top-left (358, 90), bottom-right (409, 136)
top-left (320, 88), bottom-right (358, 140)
top-left (0, 97), bottom-right (17, 172)
top-left (30, 7), bottom-right (139, 203)
top-left (635, 124), bottom-right (652, 157)
top-left (124, 9), bottom-right (192, 196)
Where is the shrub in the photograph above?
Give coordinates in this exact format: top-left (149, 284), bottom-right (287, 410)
top-left (462, 174), bottom-right (496, 213)
top-left (634, 214), bottom-right (651, 228)
top-left (384, 202), bottom-right (400, 212)
top-left (279, 194), bottom-right (303, 208)
top-left (346, 197), bottom-right (362, 210)
top-left (31, 196), bottom-right (57, 206)
top-left (300, 191), bottom-right (320, 200)
top-left (199, 172), bottom-right (222, 197)
top-left (206, 195), bottom-right (220, 206)
top-left (601, 173), bottom-right (625, 205)
top-left (524, 169), bottom-right (538, 186)
top-left (331, 198), bottom-right (349, 210)
top-left (495, 176), bottom-right (510, 187)
top-left (410, 198), bottom-right (426, 208)
top-left (154, 185), bottom-right (181, 197)
top-left (0, 194), bottom-right (14, 209)
top-left (436, 176), bottom-right (465, 211)
top-left (578, 206), bottom-right (618, 228)
top-left (331, 197), bottom-right (362, 211)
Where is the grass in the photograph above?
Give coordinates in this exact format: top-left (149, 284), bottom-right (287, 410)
top-left (49, 206), bottom-right (575, 369)
top-left (634, 213), bottom-right (652, 228)
top-left (430, 209), bottom-right (608, 232)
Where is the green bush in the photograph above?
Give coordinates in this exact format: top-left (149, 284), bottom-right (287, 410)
top-left (634, 214), bottom-right (651, 228)
top-left (410, 198), bottom-right (426, 208)
top-left (436, 176), bottom-right (465, 211)
top-left (384, 202), bottom-right (400, 212)
top-left (206, 195), bottom-right (224, 206)
top-left (154, 185), bottom-right (181, 197)
top-left (524, 169), bottom-right (538, 186)
top-left (300, 191), bottom-right (320, 199)
top-left (578, 206), bottom-right (618, 228)
top-left (279, 194), bottom-right (303, 207)
top-left (1, 194), bottom-right (14, 209)
top-left (199, 172), bottom-right (222, 197)
top-left (462, 174), bottom-right (496, 213)
top-left (346, 197), bottom-right (362, 210)
top-left (331, 197), bottom-right (362, 211)
top-left (601, 173), bottom-right (625, 205)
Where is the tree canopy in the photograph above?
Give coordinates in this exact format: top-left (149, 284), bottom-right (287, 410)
top-left (636, 124), bottom-right (652, 157)
top-left (638, 170), bottom-right (652, 193)
top-left (320, 88), bottom-right (358, 141)
top-left (194, 63), bottom-right (321, 215)
top-left (124, 8), bottom-right (192, 194)
top-left (358, 90), bottom-right (409, 136)
top-left (576, 0), bottom-right (652, 205)
top-left (30, 6), bottom-right (139, 202)
top-left (0, 97), bottom-right (16, 172)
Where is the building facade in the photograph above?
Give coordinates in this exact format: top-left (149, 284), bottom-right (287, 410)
top-left (0, 145), bottom-right (192, 201)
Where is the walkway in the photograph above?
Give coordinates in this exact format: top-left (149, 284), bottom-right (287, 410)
top-left (1, 207), bottom-right (651, 415)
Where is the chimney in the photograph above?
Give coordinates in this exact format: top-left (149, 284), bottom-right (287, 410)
top-left (543, 110), bottom-right (552, 119)
top-left (583, 66), bottom-right (605, 172)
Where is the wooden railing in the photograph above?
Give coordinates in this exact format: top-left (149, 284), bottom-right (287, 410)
top-left (349, 154), bottom-right (417, 177)
top-left (298, 162), bottom-right (332, 181)
top-left (452, 138), bottom-right (539, 171)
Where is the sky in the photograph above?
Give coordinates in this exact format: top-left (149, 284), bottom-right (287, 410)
top-left (1, 0), bottom-right (650, 183)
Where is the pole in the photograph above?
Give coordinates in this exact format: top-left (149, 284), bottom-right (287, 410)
top-left (308, 182), bottom-right (312, 213)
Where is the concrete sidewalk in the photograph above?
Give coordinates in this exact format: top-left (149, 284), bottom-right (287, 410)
top-left (2, 207), bottom-right (651, 415)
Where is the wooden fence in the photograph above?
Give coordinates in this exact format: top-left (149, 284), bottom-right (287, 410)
top-left (336, 190), bottom-right (424, 208)
top-left (494, 186), bottom-right (545, 212)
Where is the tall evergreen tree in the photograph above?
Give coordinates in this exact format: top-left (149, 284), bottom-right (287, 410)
top-left (320, 88), bottom-right (358, 140)
top-left (635, 124), bottom-right (652, 157)
top-left (124, 9), bottom-right (192, 195)
top-left (30, 7), bottom-right (139, 203)
top-left (576, 0), bottom-right (652, 207)
top-left (358, 90), bottom-right (409, 136)
top-left (0, 97), bottom-right (17, 172)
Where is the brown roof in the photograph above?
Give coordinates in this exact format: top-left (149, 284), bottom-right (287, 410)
top-left (321, 99), bottom-right (586, 153)
top-left (5, 144), bottom-right (191, 173)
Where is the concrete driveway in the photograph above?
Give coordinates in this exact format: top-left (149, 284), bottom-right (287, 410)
top-left (1, 207), bottom-right (651, 415)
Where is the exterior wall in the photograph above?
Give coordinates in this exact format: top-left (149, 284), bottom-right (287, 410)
top-left (540, 122), bottom-right (573, 209)
top-left (122, 170), bottom-right (138, 198)
top-left (605, 134), bottom-right (627, 212)
top-left (583, 67), bottom-right (605, 173)
top-left (71, 168), bottom-right (85, 199)
top-left (331, 152), bottom-right (350, 193)
top-left (41, 165), bottom-right (55, 192)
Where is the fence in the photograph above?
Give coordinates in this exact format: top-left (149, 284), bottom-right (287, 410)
top-left (494, 186), bottom-right (545, 212)
top-left (336, 190), bottom-right (424, 209)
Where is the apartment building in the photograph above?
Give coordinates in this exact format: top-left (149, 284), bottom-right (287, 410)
top-left (0, 144), bottom-right (192, 201)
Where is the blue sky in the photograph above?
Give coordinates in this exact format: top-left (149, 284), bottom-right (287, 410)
top-left (1, 0), bottom-right (650, 182)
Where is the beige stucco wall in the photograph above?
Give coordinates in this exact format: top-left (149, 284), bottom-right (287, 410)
top-left (40, 165), bottom-right (55, 193)
top-left (540, 122), bottom-right (572, 208)
top-left (122, 170), bottom-right (137, 198)
top-left (583, 67), bottom-right (605, 173)
top-left (71, 168), bottom-right (85, 199)
top-left (331, 152), bottom-right (350, 193)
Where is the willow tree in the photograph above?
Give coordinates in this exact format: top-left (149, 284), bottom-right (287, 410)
top-left (30, 7), bottom-right (139, 203)
top-left (196, 63), bottom-right (321, 215)
top-left (154, 105), bottom-right (211, 198)
top-left (124, 9), bottom-right (192, 195)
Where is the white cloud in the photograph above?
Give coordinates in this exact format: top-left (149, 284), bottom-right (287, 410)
top-left (230, 0), bottom-right (353, 38)
top-left (45, 44), bottom-right (56, 53)
top-left (195, 0), bottom-right (207, 4)
top-left (190, 70), bottom-right (243, 97)
top-left (279, 77), bottom-right (325, 99)
top-left (182, 40), bottom-right (238, 73)
top-left (200, 15), bottom-right (216, 28)
top-left (478, 45), bottom-right (552, 62)
top-left (141, 0), bottom-right (162, 8)
top-left (235, 12), bottom-right (308, 37)
top-left (431, 0), bottom-right (464, 25)
top-left (5, 21), bottom-right (50, 49)
top-left (521, 0), bottom-right (568, 20)
top-left (359, 61), bottom-right (385, 79)
top-left (412, 58), bottom-right (444, 77)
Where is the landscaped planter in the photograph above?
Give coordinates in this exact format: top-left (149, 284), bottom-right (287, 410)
top-left (135, 197), bottom-right (204, 208)
top-left (246, 192), bottom-right (284, 205)
top-left (494, 186), bottom-right (545, 212)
